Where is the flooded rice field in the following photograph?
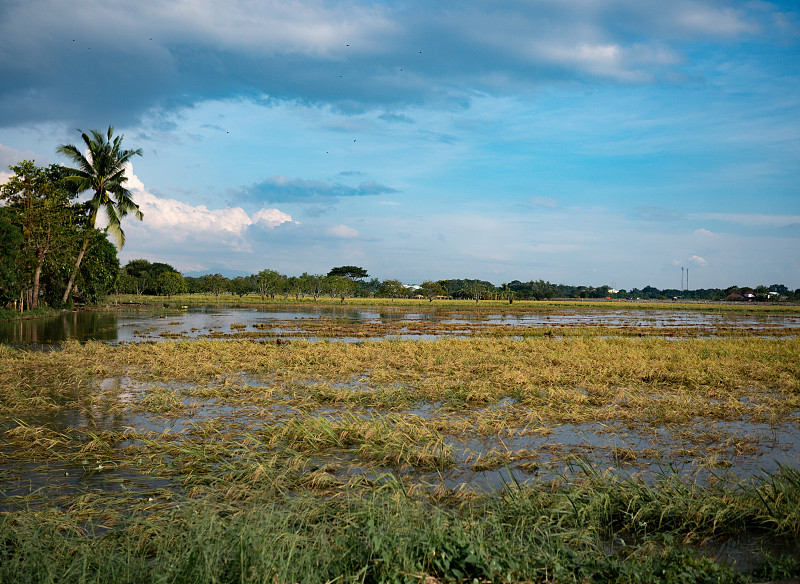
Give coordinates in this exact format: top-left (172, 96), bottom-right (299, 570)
top-left (3, 366), bottom-right (799, 509)
top-left (2, 303), bottom-right (799, 580)
top-left (2, 302), bottom-right (799, 345)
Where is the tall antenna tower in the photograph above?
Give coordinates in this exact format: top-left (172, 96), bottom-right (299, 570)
top-left (681, 267), bottom-right (684, 292)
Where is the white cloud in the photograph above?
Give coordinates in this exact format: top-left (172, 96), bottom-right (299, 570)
top-left (253, 208), bottom-right (296, 228)
top-left (693, 228), bottom-right (717, 237)
top-left (689, 255), bottom-right (708, 267)
top-left (120, 167), bottom-right (295, 254)
top-left (329, 224), bottom-right (360, 238)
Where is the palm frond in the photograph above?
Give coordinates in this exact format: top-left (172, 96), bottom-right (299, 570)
top-left (57, 126), bottom-right (143, 249)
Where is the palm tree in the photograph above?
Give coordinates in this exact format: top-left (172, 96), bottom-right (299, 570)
top-left (57, 127), bottom-right (143, 304)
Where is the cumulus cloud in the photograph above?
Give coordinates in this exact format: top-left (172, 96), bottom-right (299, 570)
top-left (693, 228), bottom-right (717, 237)
top-left (120, 168), bottom-right (296, 254)
top-left (689, 255), bottom-right (708, 266)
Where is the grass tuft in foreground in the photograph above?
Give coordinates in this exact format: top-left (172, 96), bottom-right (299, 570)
top-left (2, 469), bottom-right (800, 583)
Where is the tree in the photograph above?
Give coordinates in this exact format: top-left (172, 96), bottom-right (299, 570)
top-left (326, 275), bottom-right (356, 303)
top-left (203, 273), bottom-right (229, 298)
top-left (229, 276), bottom-right (252, 297)
top-left (465, 280), bottom-right (490, 304)
top-left (0, 208), bottom-right (24, 306)
top-left (500, 283), bottom-right (515, 304)
top-left (285, 276), bottom-right (304, 300)
top-left (358, 277), bottom-right (381, 298)
top-left (254, 269), bottom-right (286, 299)
top-left (155, 271), bottom-right (187, 298)
top-left (121, 259), bottom-right (153, 295)
top-left (378, 279), bottom-right (406, 301)
top-left (183, 276), bottom-right (205, 294)
top-left (76, 234), bottom-right (120, 303)
top-left (57, 126), bottom-right (143, 304)
top-left (418, 280), bottom-right (446, 302)
top-left (0, 162), bottom-right (78, 309)
top-left (119, 259), bottom-right (180, 295)
top-left (327, 266), bottom-right (369, 281)
top-left (300, 273), bottom-right (326, 300)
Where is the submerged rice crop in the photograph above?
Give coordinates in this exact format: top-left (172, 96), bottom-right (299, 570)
top-left (1, 322), bottom-right (799, 581)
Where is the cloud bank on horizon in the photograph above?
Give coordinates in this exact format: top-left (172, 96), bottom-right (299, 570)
top-left (1, 0), bottom-right (798, 288)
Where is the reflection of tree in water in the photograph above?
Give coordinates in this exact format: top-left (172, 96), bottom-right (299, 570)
top-left (0, 311), bottom-right (119, 345)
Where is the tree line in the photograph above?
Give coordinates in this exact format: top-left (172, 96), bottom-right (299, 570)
top-left (114, 260), bottom-right (799, 303)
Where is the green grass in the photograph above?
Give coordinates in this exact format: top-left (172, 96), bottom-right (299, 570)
top-left (0, 305), bottom-right (63, 321)
top-left (2, 469), bottom-right (799, 583)
top-left (110, 292), bottom-right (800, 314)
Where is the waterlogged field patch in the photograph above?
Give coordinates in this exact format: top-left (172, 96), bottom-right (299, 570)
top-left (3, 300), bottom-right (800, 345)
top-left (1, 335), bottom-right (799, 581)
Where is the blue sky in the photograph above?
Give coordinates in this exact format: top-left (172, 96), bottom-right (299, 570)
top-left (1, 0), bottom-right (798, 290)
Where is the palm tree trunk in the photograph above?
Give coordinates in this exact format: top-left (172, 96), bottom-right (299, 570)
top-left (61, 236), bottom-right (90, 305)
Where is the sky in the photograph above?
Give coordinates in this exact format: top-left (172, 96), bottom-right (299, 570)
top-left (1, 0), bottom-right (798, 290)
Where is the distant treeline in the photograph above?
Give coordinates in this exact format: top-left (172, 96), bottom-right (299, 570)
top-left (116, 259), bottom-right (799, 303)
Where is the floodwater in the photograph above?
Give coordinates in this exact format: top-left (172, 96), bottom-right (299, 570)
top-left (2, 304), bottom-right (798, 345)
top-left (2, 304), bottom-right (799, 570)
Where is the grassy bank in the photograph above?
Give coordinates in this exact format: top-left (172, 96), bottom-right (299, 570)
top-left (0, 305), bottom-right (63, 321)
top-left (109, 293), bottom-right (800, 314)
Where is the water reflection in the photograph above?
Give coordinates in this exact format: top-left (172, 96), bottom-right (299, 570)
top-left (1, 304), bottom-right (798, 346)
top-left (0, 310), bottom-right (119, 345)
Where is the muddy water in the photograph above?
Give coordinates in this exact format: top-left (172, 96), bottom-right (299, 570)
top-left (2, 304), bottom-right (798, 345)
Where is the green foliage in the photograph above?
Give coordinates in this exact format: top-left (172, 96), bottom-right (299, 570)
top-left (377, 278), bottom-right (406, 300)
top-left (119, 259), bottom-right (180, 295)
top-left (202, 273), bottom-right (229, 298)
top-left (418, 280), bottom-right (447, 301)
top-left (299, 272), bottom-right (326, 299)
top-left (56, 126), bottom-right (143, 249)
top-left (228, 275), bottom-right (252, 297)
top-left (4, 474), bottom-right (799, 583)
top-left (327, 265), bottom-right (369, 280)
top-left (76, 234), bottom-right (120, 303)
top-left (56, 126), bottom-right (143, 304)
top-left (326, 275), bottom-right (356, 302)
top-left (0, 161), bottom-right (121, 309)
top-left (442, 279), bottom-right (494, 302)
top-left (155, 271), bottom-right (187, 297)
top-left (253, 269), bottom-right (286, 299)
top-left (0, 208), bottom-right (24, 305)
